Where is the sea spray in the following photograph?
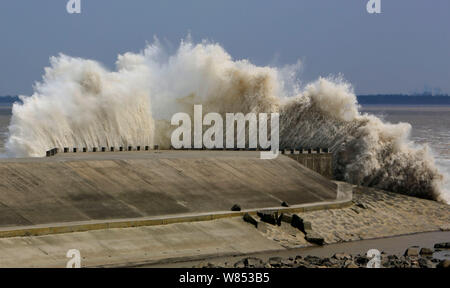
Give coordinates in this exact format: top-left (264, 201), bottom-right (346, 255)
top-left (7, 54), bottom-right (154, 156)
top-left (280, 78), bottom-right (444, 201)
top-left (5, 39), bottom-right (448, 203)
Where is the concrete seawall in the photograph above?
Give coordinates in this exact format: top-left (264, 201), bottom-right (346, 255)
top-left (0, 151), bottom-right (339, 229)
top-left (285, 153), bottom-right (333, 179)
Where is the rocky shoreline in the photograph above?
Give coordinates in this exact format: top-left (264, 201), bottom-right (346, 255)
top-left (237, 186), bottom-right (450, 249)
top-left (192, 186), bottom-right (450, 269)
top-left (195, 244), bottom-right (450, 268)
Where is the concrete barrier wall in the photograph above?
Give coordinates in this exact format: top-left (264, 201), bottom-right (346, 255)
top-left (0, 152), bottom-right (338, 228)
top-left (285, 153), bottom-right (333, 179)
top-left (46, 146), bottom-right (333, 179)
top-left (46, 145), bottom-right (156, 156)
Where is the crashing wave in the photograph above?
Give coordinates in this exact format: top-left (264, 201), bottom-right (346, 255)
top-left (6, 38), bottom-right (447, 203)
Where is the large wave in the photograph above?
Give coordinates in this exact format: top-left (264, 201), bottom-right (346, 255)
top-left (6, 38), bottom-right (448, 203)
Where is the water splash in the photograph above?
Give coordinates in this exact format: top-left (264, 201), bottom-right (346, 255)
top-left (6, 38), bottom-right (448, 203)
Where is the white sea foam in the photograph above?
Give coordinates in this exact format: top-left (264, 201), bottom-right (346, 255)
top-left (5, 38), bottom-right (448, 203)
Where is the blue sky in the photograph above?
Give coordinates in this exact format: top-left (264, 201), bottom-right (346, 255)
top-left (0, 0), bottom-right (449, 95)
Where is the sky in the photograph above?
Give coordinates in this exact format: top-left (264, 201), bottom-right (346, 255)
top-left (0, 0), bottom-right (449, 96)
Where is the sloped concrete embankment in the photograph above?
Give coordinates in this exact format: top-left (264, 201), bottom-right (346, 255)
top-left (0, 152), bottom-right (347, 237)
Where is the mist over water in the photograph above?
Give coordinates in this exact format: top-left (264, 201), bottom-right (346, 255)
top-left (4, 39), bottom-right (449, 203)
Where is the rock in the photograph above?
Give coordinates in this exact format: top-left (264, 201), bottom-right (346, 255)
top-left (434, 242), bottom-right (450, 249)
top-left (193, 262), bottom-right (206, 268)
top-left (280, 213), bottom-right (293, 224)
top-left (440, 224), bottom-right (450, 231)
top-left (320, 258), bottom-right (333, 267)
top-left (328, 258), bottom-right (340, 265)
top-left (333, 253), bottom-right (352, 260)
top-left (233, 259), bottom-right (246, 268)
top-left (244, 257), bottom-right (264, 268)
top-left (281, 201), bottom-right (289, 207)
top-left (387, 255), bottom-right (398, 261)
top-left (243, 213), bottom-right (258, 228)
top-left (410, 260), bottom-right (420, 268)
top-left (292, 261), bottom-right (309, 268)
top-left (280, 259), bottom-right (293, 267)
top-left (291, 214), bottom-right (303, 230)
top-left (355, 202), bottom-right (368, 209)
top-left (437, 259), bottom-right (450, 268)
top-left (419, 247), bottom-right (434, 256)
top-left (231, 204), bottom-right (241, 211)
top-left (304, 256), bottom-right (323, 266)
top-left (345, 262), bottom-right (359, 268)
top-left (305, 232), bottom-right (324, 246)
top-left (404, 246), bottom-right (420, 257)
top-left (291, 214), bottom-right (312, 233)
top-left (303, 221), bottom-right (312, 232)
top-left (354, 255), bottom-right (369, 266)
top-left (257, 210), bottom-right (278, 225)
top-left (268, 257), bottom-right (283, 268)
top-left (418, 258), bottom-right (433, 268)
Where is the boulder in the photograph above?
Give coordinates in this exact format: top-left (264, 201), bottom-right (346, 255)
top-left (243, 213), bottom-right (258, 228)
top-left (305, 232), bottom-right (324, 246)
top-left (345, 262), bottom-right (359, 268)
top-left (419, 247), bottom-right (434, 256)
top-left (268, 257), bottom-right (283, 268)
top-left (257, 210), bottom-right (278, 225)
top-left (231, 204), bottom-right (241, 211)
top-left (418, 258), bottom-right (433, 268)
top-left (233, 259), bottom-right (246, 268)
top-left (355, 202), bottom-right (368, 209)
top-left (304, 255), bottom-right (323, 266)
top-left (244, 257), bottom-right (264, 268)
top-left (333, 253), bottom-right (352, 260)
top-left (434, 242), bottom-right (450, 249)
top-left (291, 214), bottom-right (303, 229)
top-left (437, 259), bottom-right (450, 268)
top-left (280, 259), bottom-right (294, 267)
top-left (291, 214), bottom-right (312, 233)
top-left (404, 246), bottom-right (420, 257)
top-left (303, 221), bottom-right (312, 232)
top-left (354, 255), bottom-right (369, 266)
top-left (280, 213), bottom-right (293, 224)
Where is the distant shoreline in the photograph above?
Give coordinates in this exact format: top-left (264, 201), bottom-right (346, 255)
top-left (1, 95), bottom-right (450, 106)
top-left (357, 95), bottom-right (450, 105)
